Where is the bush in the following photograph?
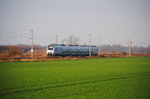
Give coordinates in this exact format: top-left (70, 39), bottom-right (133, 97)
top-left (8, 46), bottom-right (23, 57)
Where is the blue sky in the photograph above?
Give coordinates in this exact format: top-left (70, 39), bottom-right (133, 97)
top-left (0, 0), bottom-right (150, 46)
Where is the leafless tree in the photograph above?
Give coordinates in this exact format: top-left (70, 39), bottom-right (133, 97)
top-left (8, 46), bottom-right (23, 57)
top-left (67, 36), bottom-right (80, 45)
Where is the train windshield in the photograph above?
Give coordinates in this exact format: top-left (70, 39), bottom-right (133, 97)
top-left (48, 46), bottom-right (53, 50)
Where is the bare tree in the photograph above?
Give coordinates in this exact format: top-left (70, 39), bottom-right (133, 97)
top-left (67, 36), bottom-right (80, 45)
top-left (8, 46), bottom-right (23, 57)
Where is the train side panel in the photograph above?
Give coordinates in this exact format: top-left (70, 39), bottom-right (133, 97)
top-left (47, 44), bottom-right (98, 56)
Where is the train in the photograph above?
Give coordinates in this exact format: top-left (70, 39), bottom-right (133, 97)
top-left (46, 44), bottom-right (98, 56)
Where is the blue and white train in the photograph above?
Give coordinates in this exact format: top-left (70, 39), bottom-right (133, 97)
top-left (46, 44), bottom-right (98, 56)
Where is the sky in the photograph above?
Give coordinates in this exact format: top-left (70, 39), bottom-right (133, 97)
top-left (0, 0), bottom-right (150, 46)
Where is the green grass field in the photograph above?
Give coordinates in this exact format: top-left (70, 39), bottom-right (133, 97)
top-left (0, 57), bottom-right (150, 99)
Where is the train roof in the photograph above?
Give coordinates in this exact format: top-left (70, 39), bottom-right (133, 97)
top-left (48, 44), bottom-right (97, 47)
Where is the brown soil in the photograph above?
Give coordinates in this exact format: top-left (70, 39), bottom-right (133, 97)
top-left (0, 53), bottom-right (150, 62)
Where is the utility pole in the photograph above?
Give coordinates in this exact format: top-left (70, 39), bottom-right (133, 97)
top-left (56, 34), bottom-right (58, 44)
top-left (129, 40), bottom-right (132, 56)
top-left (127, 39), bottom-right (132, 56)
top-left (89, 34), bottom-right (91, 56)
top-left (71, 35), bottom-right (73, 45)
top-left (29, 30), bottom-right (34, 60)
top-left (98, 38), bottom-right (101, 55)
top-left (127, 38), bottom-right (129, 56)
